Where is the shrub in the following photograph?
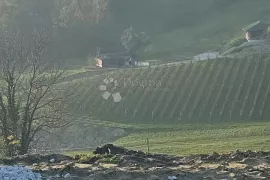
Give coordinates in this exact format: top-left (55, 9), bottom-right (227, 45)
top-left (227, 37), bottom-right (247, 48)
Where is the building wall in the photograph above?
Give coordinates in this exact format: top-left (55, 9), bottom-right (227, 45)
top-left (102, 59), bottom-right (127, 67)
top-left (246, 30), bottom-right (266, 41)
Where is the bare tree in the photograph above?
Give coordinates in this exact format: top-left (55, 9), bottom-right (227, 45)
top-left (0, 29), bottom-right (73, 156)
top-left (57, 0), bottom-right (108, 27)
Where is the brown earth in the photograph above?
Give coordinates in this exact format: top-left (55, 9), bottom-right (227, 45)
top-left (1, 145), bottom-right (270, 179)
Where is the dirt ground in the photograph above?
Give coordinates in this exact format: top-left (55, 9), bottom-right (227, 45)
top-left (1, 145), bottom-right (270, 179)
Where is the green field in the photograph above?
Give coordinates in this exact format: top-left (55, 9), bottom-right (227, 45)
top-left (115, 122), bottom-right (270, 155)
top-left (65, 122), bottom-right (270, 156)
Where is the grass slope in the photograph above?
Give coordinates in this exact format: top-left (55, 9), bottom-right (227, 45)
top-left (115, 122), bottom-right (270, 155)
top-left (141, 0), bottom-right (270, 59)
top-left (72, 55), bottom-right (270, 124)
top-left (65, 122), bottom-right (270, 156)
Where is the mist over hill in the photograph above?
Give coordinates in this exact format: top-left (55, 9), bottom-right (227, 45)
top-left (89, 0), bottom-right (270, 59)
top-left (3, 0), bottom-right (270, 61)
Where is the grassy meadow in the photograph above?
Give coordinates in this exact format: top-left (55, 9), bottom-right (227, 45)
top-left (115, 122), bottom-right (270, 155)
top-left (65, 122), bottom-right (270, 156)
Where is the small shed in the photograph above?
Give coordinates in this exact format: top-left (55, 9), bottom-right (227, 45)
top-left (96, 52), bottom-right (130, 68)
top-left (242, 21), bottom-right (269, 41)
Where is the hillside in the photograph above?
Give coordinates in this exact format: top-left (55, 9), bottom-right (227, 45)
top-left (33, 0), bottom-right (270, 156)
top-left (115, 0), bottom-right (270, 59)
top-left (71, 55), bottom-right (270, 124)
top-left (52, 0), bottom-right (270, 60)
top-left (63, 0), bottom-right (270, 124)
top-left (3, 1), bottom-right (270, 177)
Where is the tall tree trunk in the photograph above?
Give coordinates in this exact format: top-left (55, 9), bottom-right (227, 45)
top-left (19, 138), bottom-right (30, 155)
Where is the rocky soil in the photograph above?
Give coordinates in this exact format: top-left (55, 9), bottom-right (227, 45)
top-left (2, 145), bottom-right (270, 179)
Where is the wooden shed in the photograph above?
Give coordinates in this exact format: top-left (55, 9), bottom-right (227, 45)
top-left (242, 21), bottom-right (269, 41)
top-left (96, 52), bottom-right (131, 68)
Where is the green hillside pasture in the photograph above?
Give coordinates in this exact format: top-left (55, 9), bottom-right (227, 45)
top-left (73, 55), bottom-right (270, 124)
top-left (115, 122), bottom-right (270, 155)
top-left (65, 122), bottom-right (270, 156)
